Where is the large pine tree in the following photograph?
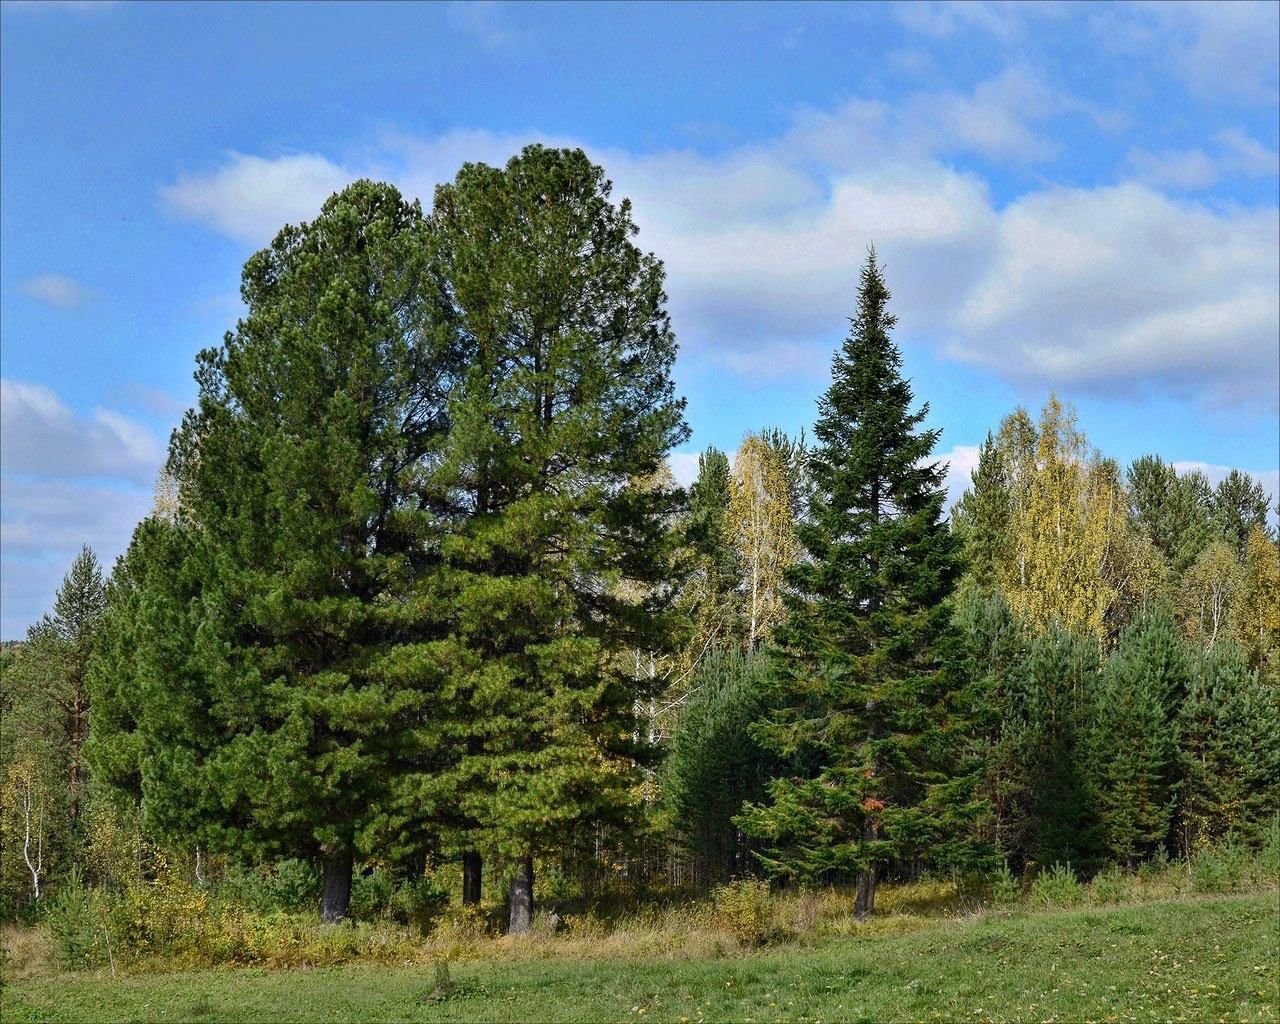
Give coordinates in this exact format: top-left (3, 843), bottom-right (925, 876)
top-left (90, 181), bottom-right (461, 922)
top-left (417, 146), bottom-right (689, 933)
top-left (738, 251), bottom-right (978, 918)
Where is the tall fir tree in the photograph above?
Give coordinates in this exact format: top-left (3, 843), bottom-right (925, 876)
top-left (417, 146), bottom-right (688, 933)
top-left (738, 251), bottom-right (979, 918)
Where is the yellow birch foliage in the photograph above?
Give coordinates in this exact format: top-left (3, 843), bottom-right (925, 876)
top-left (1180, 539), bottom-right (1245, 651)
top-left (1004, 396), bottom-right (1118, 639)
top-left (727, 433), bottom-right (801, 649)
top-left (1235, 526), bottom-right (1280, 672)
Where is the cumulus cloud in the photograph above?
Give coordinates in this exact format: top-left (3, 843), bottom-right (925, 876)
top-left (160, 152), bottom-right (353, 243)
top-left (16, 273), bottom-right (90, 308)
top-left (1125, 130), bottom-right (1280, 191)
top-left (157, 69), bottom-right (1278, 407)
top-left (0, 480), bottom-right (149, 639)
top-left (0, 379), bottom-right (165, 483)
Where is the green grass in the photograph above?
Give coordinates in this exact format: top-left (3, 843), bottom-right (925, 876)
top-left (3, 894), bottom-right (1277, 1023)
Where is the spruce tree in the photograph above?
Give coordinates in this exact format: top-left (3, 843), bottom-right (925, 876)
top-left (90, 181), bottom-right (461, 921)
top-left (952, 431), bottom-right (1013, 591)
top-left (420, 146), bottom-right (688, 933)
top-left (737, 251), bottom-right (976, 918)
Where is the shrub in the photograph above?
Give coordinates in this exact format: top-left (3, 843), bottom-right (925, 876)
top-left (1191, 838), bottom-right (1251, 894)
top-left (1089, 864), bottom-right (1126, 905)
top-left (388, 875), bottom-right (449, 934)
top-left (1029, 863), bottom-right (1084, 908)
top-left (710, 878), bottom-right (774, 946)
top-left (990, 864), bottom-right (1021, 908)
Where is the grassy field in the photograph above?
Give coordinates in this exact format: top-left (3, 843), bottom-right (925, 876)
top-left (2, 893), bottom-right (1277, 1023)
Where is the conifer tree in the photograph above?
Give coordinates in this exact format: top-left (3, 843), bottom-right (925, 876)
top-left (1178, 641), bottom-right (1280, 853)
top-left (1089, 613), bottom-right (1185, 865)
top-left (418, 146), bottom-right (688, 933)
top-left (738, 251), bottom-right (977, 918)
top-left (1127, 456), bottom-right (1214, 577)
top-left (1212, 470), bottom-right (1273, 554)
top-left (1017, 627), bottom-right (1103, 870)
top-left (952, 431), bottom-right (1013, 590)
top-left (663, 649), bottom-right (775, 886)
top-left (90, 181), bottom-right (461, 922)
top-left (680, 447), bottom-right (743, 664)
top-left (952, 588), bottom-right (1031, 866)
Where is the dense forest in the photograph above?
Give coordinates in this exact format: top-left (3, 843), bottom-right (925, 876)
top-left (2, 146), bottom-right (1277, 940)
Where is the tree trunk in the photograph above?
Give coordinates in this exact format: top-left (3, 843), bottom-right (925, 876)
top-left (854, 867), bottom-right (876, 920)
top-left (320, 848), bottom-right (354, 924)
top-left (508, 854), bottom-right (534, 935)
top-left (463, 851), bottom-right (482, 906)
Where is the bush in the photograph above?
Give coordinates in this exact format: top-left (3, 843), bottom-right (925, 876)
top-left (388, 875), bottom-right (449, 934)
top-left (1191, 838), bottom-right (1251, 894)
top-left (710, 878), bottom-right (774, 946)
top-left (990, 864), bottom-right (1021, 908)
top-left (221, 859), bottom-right (319, 915)
top-left (1029, 864), bottom-right (1084, 908)
top-left (1089, 864), bottom-right (1127, 905)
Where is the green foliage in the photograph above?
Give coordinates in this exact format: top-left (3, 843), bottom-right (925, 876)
top-left (1088, 613), bottom-right (1185, 864)
top-left (1, 549), bottom-right (106, 912)
top-left (1126, 456), bottom-right (1214, 577)
top-left (89, 181), bottom-right (461, 916)
top-left (663, 650), bottom-right (775, 886)
top-left (1178, 642), bottom-right (1280, 851)
top-left (1028, 863), bottom-right (1084, 908)
top-left (739, 251), bottom-right (979, 897)
top-left (1011, 627), bottom-right (1103, 871)
top-left (416, 146), bottom-right (689, 900)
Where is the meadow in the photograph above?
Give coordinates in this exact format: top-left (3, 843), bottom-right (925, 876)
top-left (3, 868), bottom-right (1277, 1023)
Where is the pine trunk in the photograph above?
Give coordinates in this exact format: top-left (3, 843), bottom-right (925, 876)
top-left (854, 867), bottom-right (876, 920)
top-left (463, 851), bottom-right (482, 906)
top-left (320, 848), bottom-right (354, 924)
top-left (508, 854), bottom-right (534, 935)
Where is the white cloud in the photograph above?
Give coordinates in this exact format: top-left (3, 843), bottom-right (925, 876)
top-left (1125, 130), bottom-right (1279, 191)
top-left (1098, 2), bottom-right (1280, 102)
top-left (156, 69), bottom-right (1278, 407)
top-left (951, 184), bottom-right (1279, 405)
top-left (0, 379), bottom-right (165, 483)
top-left (160, 152), bottom-right (353, 243)
top-left (16, 273), bottom-right (90, 308)
top-left (666, 451), bottom-right (702, 490)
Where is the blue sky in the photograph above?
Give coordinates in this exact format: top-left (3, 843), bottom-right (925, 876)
top-left (2, 0), bottom-right (1278, 638)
